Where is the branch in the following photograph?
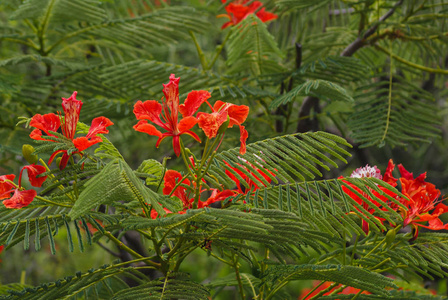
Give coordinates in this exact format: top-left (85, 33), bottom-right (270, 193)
top-left (340, 0), bottom-right (404, 57)
top-left (297, 0), bottom-right (404, 132)
top-left (375, 44), bottom-right (448, 75)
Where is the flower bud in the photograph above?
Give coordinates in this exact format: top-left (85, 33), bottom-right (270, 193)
top-left (383, 228), bottom-right (396, 250)
top-left (217, 115), bottom-right (230, 134)
top-left (22, 144), bottom-right (38, 164)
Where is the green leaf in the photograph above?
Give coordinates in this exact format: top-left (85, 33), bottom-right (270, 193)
top-left (269, 80), bottom-right (354, 110)
top-left (69, 160), bottom-right (164, 219)
top-left (135, 159), bottom-right (164, 186)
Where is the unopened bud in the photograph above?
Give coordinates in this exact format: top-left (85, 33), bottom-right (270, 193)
top-left (384, 228), bottom-right (396, 250)
top-left (22, 144), bottom-right (38, 164)
top-left (217, 116), bottom-right (230, 134)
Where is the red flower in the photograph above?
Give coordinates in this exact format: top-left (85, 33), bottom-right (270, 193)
top-left (21, 164), bottom-right (48, 188)
top-left (197, 100), bottom-right (249, 154)
top-left (133, 74), bottom-right (210, 157)
top-left (3, 189), bottom-right (37, 209)
top-left (30, 92), bottom-right (114, 169)
top-left (224, 159), bottom-right (273, 194)
top-left (395, 163), bottom-right (446, 238)
top-left (0, 165), bottom-right (47, 209)
top-left (299, 281), bottom-right (371, 299)
top-left (220, 0), bottom-right (277, 29)
top-left (162, 169), bottom-right (235, 211)
top-left (341, 160), bottom-right (397, 234)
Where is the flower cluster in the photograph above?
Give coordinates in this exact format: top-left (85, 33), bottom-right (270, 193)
top-left (219, 0), bottom-right (277, 29)
top-left (30, 92), bottom-right (114, 169)
top-left (0, 164), bottom-right (47, 209)
top-left (133, 74), bottom-right (249, 156)
top-left (342, 159), bottom-right (447, 239)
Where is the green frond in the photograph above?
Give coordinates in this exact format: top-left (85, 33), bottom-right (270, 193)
top-left (354, 233), bottom-right (448, 281)
top-left (0, 210), bottom-right (105, 253)
top-left (0, 283), bottom-right (31, 296)
top-left (111, 273), bottom-right (210, 300)
top-left (68, 7), bottom-right (209, 47)
top-left (206, 272), bottom-right (260, 290)
top-left (0, 265), bottom-right (132, 299)
top-left (226, 14), bottom-right (284, 76)
top-left (263, 264), bottom-right (396, 297)
top-left (269, 79), bottom-right (354, 109)
top-left (10, 0), bottom-right (107, 23)
top-left (209, 131), bottom-right (351, 189)
top-left (275, 0), bottom-right (333, 11)
top-left (299, 56), bottom-right (371, 85)
top-left (135, 159), bottom-right (164, 186)
top-left (0, 54), bottom-right (83, 69)
top-left (348, 74), bottom-right (441, 148)
top-left (68, 160), bottom-right (164, 219)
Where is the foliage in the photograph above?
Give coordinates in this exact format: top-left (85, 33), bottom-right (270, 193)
top-left (0, 0), bottom-right (447, 299)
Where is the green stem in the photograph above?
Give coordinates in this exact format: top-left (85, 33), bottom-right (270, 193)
top-left (206, 29), bottom-right (232, 71)
top-left (350, 235), bottom-right (360, 265)
top-left (190, 31), bottom-right (208, 70)
top-left (233, 255), bottom-right (245, 300)
top-left (34, 195), bottom-right (72, 207)
top-left (363, 237), bottom-right (386, 259)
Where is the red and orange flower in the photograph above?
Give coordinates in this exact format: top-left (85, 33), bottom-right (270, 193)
top-left (0, 164), bottom-right (47, 209)
top-left (219, 0), bottom-right (277, 29)
top-left (197, 100), bottom-right (249, 154)
top-left (133, 75), bottom-right (210, 157)
top-left (30, 92), bottom-right (114, 169)
top-left (395, 163), bottom-right (447, 238)
top-left (133, 74), bottom-right (249, 156)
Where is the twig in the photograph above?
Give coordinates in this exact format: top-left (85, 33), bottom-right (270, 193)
top-left (296, 0), bottom-right (404, 132)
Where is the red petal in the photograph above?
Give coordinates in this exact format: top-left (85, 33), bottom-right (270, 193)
top-left (22, 164), bottom-right (47, 188)
top-left (0, 175), bottom-right (16, 200)
top-left (178, 116), bottom-right (198, 133)
top-left (59, 152), bottom-right (71, 170)
top-left (212, 100), bottom-right (249, 127)
top-left (162, 74), bottom-right (180, 120)
top-left (73, 136), bottom-right (102, 152)
top-left (256, 7), bottom-right (277, 22)
top-left (86, 116), bottom-right (114, 138)
top-left (172, 135), bottom-right (181, 157)
top-left (398, 164), bottom-right (414, 180)
top-left (239, 125), bottom-right (248, 155)
top-left (133, 100), bottom-right (166, 128)
top-left (228, 104), bottom-right (249, 127)
top-left (61, 91), bottom-right (82, 140)
top-left (3, 189), bottom-right (36, 209)
top-left (383, 159), bottom-right (397, 186)
top-left (133, 120), bottom-right (163, 138)
top-left (198, 111), bottom-right (228, 139)
top-left (182, 130), bottom-right (201, 143)
top-left (179, 90), bottom-right (211, 117)
top-left (29, 113), bottom-right (61, 136)
top-left (162, 170), bottom-right (190, 207)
